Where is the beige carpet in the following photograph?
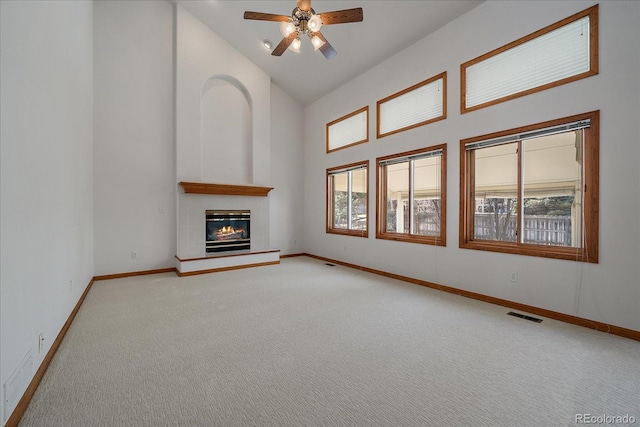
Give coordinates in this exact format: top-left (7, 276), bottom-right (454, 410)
top-left (19, 257), bottom-right (640, 426)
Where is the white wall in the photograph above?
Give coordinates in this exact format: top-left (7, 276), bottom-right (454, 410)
top-left (0, 0), bottom-right (94, 422)
top-left (270, 83), bottom-right (305, 255)
top-left (175, 5), bottom-right (274, 258)
top-left (93, 0), bottom-right (176, 275)
top-left (201, 81), bottom-right (252, 184)
top-left (175, 5), bottom-right (270, 185)
top-left (303, 1), bottom-right (640, 331)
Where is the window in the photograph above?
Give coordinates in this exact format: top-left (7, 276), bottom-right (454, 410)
top-left (377, 144), bottom-right (446, 246)
top-left (327, 161), bottom-right (369, 237)
top-left (326, 107), bottom-right (369, 153)
top-left (461, 5), bottom-right (598, 113)
top-left (460, 111), bottom-right (599, 263)
top-left (377, 72), bottom-right (446, 138)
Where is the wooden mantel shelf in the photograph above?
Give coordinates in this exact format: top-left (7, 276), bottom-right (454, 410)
top-left (179, 182), bottom-right (273, 197)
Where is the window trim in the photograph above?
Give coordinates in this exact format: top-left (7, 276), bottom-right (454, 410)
top-left (326, 106), bottom-right (369, 153)
top-left (459, 111), bottom-right (599, 263)
top-left (376, 72), bottom-right (447, 139)
top-left (376, 144), bottom-right (447, 246)
top-left (326, 160), bottom-right (369, 237)
top-left (460, 5), bottom-right (598, 114)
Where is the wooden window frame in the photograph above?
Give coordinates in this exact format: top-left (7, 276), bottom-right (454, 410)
top-left (459, 111), bottom-right (599, 263)
top-left (326, 160), bottom-right (369, 238)
top-left (377, 144), bottom-right (447, 246)
top-left (326, 106), bottom-right (369, 153)
top-left (460, 5), bottom-right (598, 114)
top-left (376, 72), bottom-right (447, 139)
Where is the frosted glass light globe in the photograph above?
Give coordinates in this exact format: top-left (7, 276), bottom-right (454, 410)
top-left (279, 21), bottom-right (296, 37)
top-left (308, 14), bottom-right (322, 32)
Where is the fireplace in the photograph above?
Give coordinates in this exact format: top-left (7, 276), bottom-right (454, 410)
top-left (205, 210), bottom-right (250, 253)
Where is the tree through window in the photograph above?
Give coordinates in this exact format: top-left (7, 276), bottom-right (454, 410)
top-left (327, 161), bottom-right (368, 237)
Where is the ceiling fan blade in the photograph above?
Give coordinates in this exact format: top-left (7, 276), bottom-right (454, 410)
top-left (297, 0), bottom-right (311, 12)
top-left (243, 11), bottom-right (290, 22)
top-left (313, 32), bottom-right (337, 60)
top-left (318, 8), bottom-right (363, 25)
top-left (272, 33), bottom-right (298, 56)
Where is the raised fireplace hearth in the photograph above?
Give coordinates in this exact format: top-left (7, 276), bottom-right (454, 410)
top-left (206, 210), bottom-right (250, 253)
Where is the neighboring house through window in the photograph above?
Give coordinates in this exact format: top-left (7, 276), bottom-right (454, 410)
top-left (377, 145), bottom-right (447, 246)
top-left (459, 111), bottom-right (599, 263)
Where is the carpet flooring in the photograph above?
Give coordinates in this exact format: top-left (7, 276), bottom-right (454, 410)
top-left (18, 257), bottom-right (640, 426)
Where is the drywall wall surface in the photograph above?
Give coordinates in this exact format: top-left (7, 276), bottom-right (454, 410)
top-left (175, 5), bottom-right (273, 257)
top-left (93, 0), bottom-right (176, 275)
top-left (201, 81), bottom-right (252, 184)
top-left (303, 1), bottom-right (640, 331)
top-left (0, 0), bottom-right (94, 422)
top-left (175, 5), bottom-right (271, 185)
top-left (270, 83), bottom-right (305, 255)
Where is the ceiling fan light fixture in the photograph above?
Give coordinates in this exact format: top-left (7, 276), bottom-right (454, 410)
top-left (289, 37), bottom-right (302, 53)
top-left (308, 14), bottom-right (322, 32)
top-left (244, 3), bottom-right (363, 59)
top-left (310, 34), bottom-right (325, 50)
top-left (279, 20), bottom-right (296, 37)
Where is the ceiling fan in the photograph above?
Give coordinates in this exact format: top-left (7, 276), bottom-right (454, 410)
top-left (243, 0), bottom-right (363, 59)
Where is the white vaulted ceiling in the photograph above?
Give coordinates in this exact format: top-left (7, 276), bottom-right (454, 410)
top-left (176, 1), bottom-right (484, 106)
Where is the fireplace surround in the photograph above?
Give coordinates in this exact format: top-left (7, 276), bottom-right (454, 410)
top-left (176, 183), bottom-right (277, 274)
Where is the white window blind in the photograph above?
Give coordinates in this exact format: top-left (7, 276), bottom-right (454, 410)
top-left (465, 119), bottom-right (591, 151)
top-left (327, 163), bottom-right (367, 176)
top-left (379, 148), bottom-right (443, 166)
top-left (378, 75), bottom-right (445, 137)
top-left (465, 15), bottom-right (592, 110)
top-left (327, 108), bottom-right (368, 152)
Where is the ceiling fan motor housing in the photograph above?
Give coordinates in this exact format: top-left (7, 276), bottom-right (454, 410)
top-left (292, 7), bottom-right (316, 34)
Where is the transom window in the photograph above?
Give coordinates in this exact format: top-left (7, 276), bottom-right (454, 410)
top-left (377, 144), bottom-right (446, 246)
top-left (377, 72), bottom-right (446, 138)
top-left (327, 161), bottom-right (369, 237)
top-left (461, 5), bottom-right (598, 113)
top-left (326, 107), bottom-right (369, 153)
top-left (460, 111), bottom-right (599, 263)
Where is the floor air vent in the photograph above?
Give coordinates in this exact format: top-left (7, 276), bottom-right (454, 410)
top-left (507, 312), bottom-right (543, 323)
top-left (325, 263), bottom-right (335, 267)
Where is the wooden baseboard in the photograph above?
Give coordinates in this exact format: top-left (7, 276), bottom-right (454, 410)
top-left (176, 260), bottom-right (280, 277)
top-left (280, 253), bottom-right (305, 259)
top-left (93, 267), bottom-right (177, 281)
top-left (304, 253), bottom-right (640, 342)
top-left (5, 278), bottom-right (95, 427)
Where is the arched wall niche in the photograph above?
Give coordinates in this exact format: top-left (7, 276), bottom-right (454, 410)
top-left (200, 74), bottom-right (253, 184)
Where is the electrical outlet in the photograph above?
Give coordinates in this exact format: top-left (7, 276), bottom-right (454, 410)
top-left (510, 272), bottom-right (518, 283)
top-left (38, 333), bottom-right (44, 353)
top-left (132, 251), bottom-right (138, 259)
top-left (69, 280), bottom-right (73, 292)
